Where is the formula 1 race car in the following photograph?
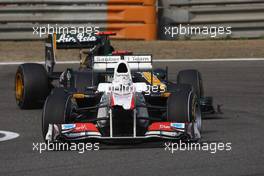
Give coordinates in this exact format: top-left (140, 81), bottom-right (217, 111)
top-left (15, 32), bottom-right (115, 109)
top-left (15, 32), bottom-right (215, 142)
top-left (44, 54), bottom-right (215, 142)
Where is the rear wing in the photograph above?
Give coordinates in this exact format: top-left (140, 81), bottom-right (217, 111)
top-left (92, 55), bottom-right (152, 72)
top-left (46, 32), bottom-right (115, 49)
top-left (45, 32), bottom-right (115, 74)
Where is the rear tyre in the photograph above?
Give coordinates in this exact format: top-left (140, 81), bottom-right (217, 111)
top-left (177, 69), bottom-right (204, 98)
top-left (15, 63), bottom-right (51, 109)
top-left (42, 88), bottom-right (72, 140)
top-left (167, 84), bottom-right (202, 131)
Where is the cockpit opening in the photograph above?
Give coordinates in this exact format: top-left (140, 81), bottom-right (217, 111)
top-left (117, 63), bottom-right (128, 73)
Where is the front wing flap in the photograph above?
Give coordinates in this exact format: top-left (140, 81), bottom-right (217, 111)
top-left (45, 122), bottom-right (200, 142)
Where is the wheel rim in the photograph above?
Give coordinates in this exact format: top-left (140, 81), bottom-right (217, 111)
top-left (15, 73), bottom-right (24, 102)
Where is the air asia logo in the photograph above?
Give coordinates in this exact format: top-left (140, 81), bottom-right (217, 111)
top-left (57, 33), bottom-right (97, 43)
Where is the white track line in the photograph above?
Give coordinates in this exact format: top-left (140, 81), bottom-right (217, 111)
top-left (0, 131), bottom-right (19, 142)
top-left (155, 58), bottom-right (264, 62)
top-left (0, 58), bottom-right (264, 65)
top-left (0, 61), bottom-right (79, 65)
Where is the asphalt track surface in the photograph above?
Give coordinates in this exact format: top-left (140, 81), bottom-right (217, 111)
top-left (0, 61), bottom-right (264, 176)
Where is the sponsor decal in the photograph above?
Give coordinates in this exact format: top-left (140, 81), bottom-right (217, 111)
top-left (75, 124), bottom-right (89, 132)
top-left (73, 123), bottom-right (99, 132)
top-left (65, 132), bottom-right (86, 137)
top-left (148, 122), bottom-right (186, 133)
top-left (159, 124), bottom-right (171, 130)
top-left (61, 124), bottom-right (76, 130)
top-left (145, 131), bottom-right (180, 137)
top-left (57, 33), bottom-right (97, 43)
top-left (171, 123), bottom-right (185, 129)
top-left (148, 122), bottom-right (173, 132)
top-left (93, 56), bottom-right (121, 63)
top-left (161, 131), bottom-right (180, 137)
top-left (124, 55), bottom-right (152, 62)
top-left (93, 55), bottom-right (152, 63)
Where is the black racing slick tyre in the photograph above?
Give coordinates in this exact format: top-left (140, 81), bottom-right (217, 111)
top-left (42, 88), bottom-right (72, 140)
top-left (167, 85), bottom-right (202, 131)
top-left (177, 69), bottom-right (204, 98)
top-left (15, 63), bottom-right (51, 109)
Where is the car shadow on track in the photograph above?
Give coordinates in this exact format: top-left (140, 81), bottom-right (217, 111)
top-left (98, 142), bottom-right (165, 150)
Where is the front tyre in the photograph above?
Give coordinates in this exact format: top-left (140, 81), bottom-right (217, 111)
top-left (167, 84), bottom-right (202, 132)
top-left (177, 69), bottom-right (204, 98)
top-left (42, 88), bottom-right (72, 140)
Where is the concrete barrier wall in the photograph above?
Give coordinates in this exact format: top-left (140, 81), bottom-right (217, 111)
top-left (0, 0), bottom-right (157, 40)
top-left (159, 0), bottom-right (264, 39)
top-left (1, 0), bottom-right (263, 40)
